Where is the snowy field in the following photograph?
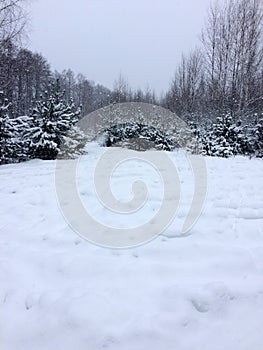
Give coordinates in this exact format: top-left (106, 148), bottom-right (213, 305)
top-left (1, 144), bottom-right (263, 350)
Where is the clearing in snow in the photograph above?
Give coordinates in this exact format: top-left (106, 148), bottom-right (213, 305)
top-left (1, 143), bottom-right (263, 350)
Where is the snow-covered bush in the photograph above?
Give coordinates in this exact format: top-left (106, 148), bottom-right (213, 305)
top-left (201, 115), bottom-right (251, 158)
top-left (102, 122), bottom-right (176, 151)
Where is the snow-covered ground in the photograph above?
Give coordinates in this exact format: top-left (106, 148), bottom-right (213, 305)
top-left (1, 144), bottom-right (263, 350)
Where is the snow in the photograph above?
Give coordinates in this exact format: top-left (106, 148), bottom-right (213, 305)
top-left (1, 144), bottom-right (263, 350)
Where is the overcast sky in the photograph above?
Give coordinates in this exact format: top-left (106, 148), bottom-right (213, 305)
top-left (27, 0), bottom-right (215, 95)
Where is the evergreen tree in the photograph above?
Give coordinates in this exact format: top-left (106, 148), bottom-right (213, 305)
top-left (27, 88), bottom-right (80, 160)
top-left (252, 115), bottom-right (263, 158)
top-left (0, 94), bottom-right (18, 164)
top-left (13, 115), bottom-right (34, 161)
top-left (201, 115), bottom-right (253, 157)
top-left (58, 125), bottom-right (88, 159)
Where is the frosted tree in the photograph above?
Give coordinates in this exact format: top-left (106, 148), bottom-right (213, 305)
top-left (58, 125), bottom-right (88, 159)
top-left (27, 88), bottom-right (80, 160)
top-left (13, 115), bottom-right (33, 161)
top-left (0, 95), bottom-right (17, 164)
top-left (252, 115), bottom-right (263, 158)
top-left (201, 115), bottom-right (252, 157)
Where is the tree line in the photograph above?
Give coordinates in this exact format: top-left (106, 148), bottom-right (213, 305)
top-left (163, 0), bottom-right (262, 120)
top-left (0, 0), bottom-right (262, 164)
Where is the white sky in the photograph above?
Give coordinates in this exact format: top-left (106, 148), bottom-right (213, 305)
top-left (27, 0), bottom-right (215, 95)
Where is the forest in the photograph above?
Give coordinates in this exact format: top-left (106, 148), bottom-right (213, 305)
top-left (0, 0), bottom-right (262, 164)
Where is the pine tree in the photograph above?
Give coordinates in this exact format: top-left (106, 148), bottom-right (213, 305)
top-left (27, 88), bottom-right (80, 160)
top-left (13, 115), bottom-right (34, 161)
top-left (58, 125), bottom-right (88, 159)
top-left (252, 115), bottom-right (263, 158)
top-left (0, 94), bottom-right (18, 164)
top-left (200, 115), bottom-right (253, 157)
top-left (229, 119), bottom-right (251, 156)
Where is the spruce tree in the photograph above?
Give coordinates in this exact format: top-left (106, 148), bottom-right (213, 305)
top-left (0, 94), bottom-right (18, 164)
top-left (27, 87), bottom-right (80, 160)
top-left (253, 115), bottom-right (263, 158)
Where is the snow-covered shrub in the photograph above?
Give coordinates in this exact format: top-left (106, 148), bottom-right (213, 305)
top-left (102, 122), bottom-right (176, 151)
top-left (201, 115), bottom-right (251, 158)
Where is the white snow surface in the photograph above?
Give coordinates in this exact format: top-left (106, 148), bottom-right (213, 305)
top-left (1, 143), bottom-right (263, 350)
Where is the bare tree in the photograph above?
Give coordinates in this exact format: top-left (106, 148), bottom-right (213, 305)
top-left (0, 0), bottom-right (27, 44)
top-left (202, 0), bottom-right (263, 117)
top-left (111, 74), bottom-right (130, 103)
top-left (167, 48), bottom-right (204, 118)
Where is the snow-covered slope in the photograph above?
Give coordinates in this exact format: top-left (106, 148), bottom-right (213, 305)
top-left (1, 145), bottom-right (263, 350)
